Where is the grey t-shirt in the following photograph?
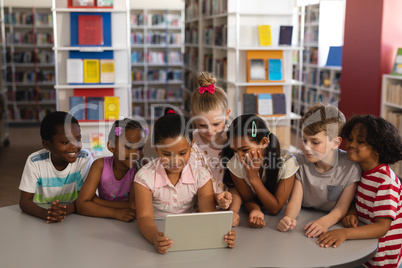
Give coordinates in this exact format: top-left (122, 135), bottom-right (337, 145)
top-left (295, 149), bottom-right (361, 212)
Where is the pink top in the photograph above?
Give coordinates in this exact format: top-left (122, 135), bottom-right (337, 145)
top-left (134, 156), bottom-right (211, 218)
top-left (192, 130), bottom-right (227, 194)
top-left (98, 156), bottom-right (136, 201)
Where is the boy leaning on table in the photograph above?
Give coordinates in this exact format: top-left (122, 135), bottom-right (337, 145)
top-left (18, 111), bottom-right (93, 223)
top-left (277, 103), bottom-right (361, 237)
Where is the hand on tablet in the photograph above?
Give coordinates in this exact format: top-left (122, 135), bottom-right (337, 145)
top-left (225, 230), bottom-right (236, 248)
top-left (153, 232), bottom-right (172, 254)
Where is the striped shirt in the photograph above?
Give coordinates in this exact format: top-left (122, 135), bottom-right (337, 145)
top-left (19, 148), bottom-right (93, 208)
top-left (355, 164), bottom-right (402, 268)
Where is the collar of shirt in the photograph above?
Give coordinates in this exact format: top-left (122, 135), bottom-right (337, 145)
top-left (154, 159), bottom-right (195, 188)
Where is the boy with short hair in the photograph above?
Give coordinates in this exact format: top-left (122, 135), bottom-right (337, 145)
top-left (19, 111), bottom-right (93, 223)
top-left (277, 104), bottom-right (361, 237)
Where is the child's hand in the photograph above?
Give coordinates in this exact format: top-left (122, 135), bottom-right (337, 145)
top-left (277, 216), bottom-right (297, 232)
top-left (114, 208), bottom-right (136, 222)
top-left (342, 215), bottom-right (359, 228)
top-left (317, 229), bottom-right (347, 248)
top-left (232, 212), bottom-right (240, 227)
top-left (46, 200), bottom-right (66, 223)
top-left (241, 151), bottom-right (263, 182)
top-left (217, 191), bottom-right (232, 210)
top-left (225, 230), bottom-right (236, 248)
top-left (248, 209), bottom-right (265, 228)
top-left (153, 232), bottom-right (172, 254)
top-left (304, 218), bottom-right (329, 238)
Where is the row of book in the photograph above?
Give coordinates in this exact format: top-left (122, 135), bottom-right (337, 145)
top-left (6, 71), bottom-right (55, 83)
top-left (132, 69), bottom-right (182, 82)
top-left (249, 58), bottom-right (283, 81)
top-left (133, 87), bottom-right (183, 101)
top-left (130, 13), bottom-right (181, 27)
top-left (67, 59), bottom-right (115, 84)
top-left (69, 96), bottom-right (119, 121)
top-left (243, 93), bottom-right (287, 116)
top-left (12, 89), bottom-right (55, 102)
top-left (5, 12), bottom-right (53, 26)
top-left (133, 103), bottom-right (184, 118)
top-left (304, 29), bottom-right (318, 44)
top-left (203, 24), bottom-right (228, 46)
top-left (7, 106), bottom-right (55, 121)
top-left (201, 0), bottom-right (228, 16)
top-left (185, 1), bottom-right (199, 21)
top-left (215, 57), bottom-right (227, 80)
top-left (6, 32), bottom-right (53, 45)
top-left (385, 83), bottom-right (402, 106)
top-left (185, 26), bottom-right (198, 44)
top-left (131, 32), bottom-right (182, 45)
top-left (132, 51), bottom-right (182, 64)
top-left (258, 25), bottom-right (293, 46)
top-left (385, 111), bottom-right (402, 134)
top-left (7, 50), bottom-right (54, 64)
top-left (203, 53), bottom-right (213, 73)
top-left (303, 48), bottom-right (318, 65)
top-left (183, 48), bottom-right (199, 70)
top-left (301, 87), bottom-right (339, 105)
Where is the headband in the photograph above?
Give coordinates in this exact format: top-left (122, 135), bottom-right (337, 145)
top-left (198, 84), bottom-right (215, 95)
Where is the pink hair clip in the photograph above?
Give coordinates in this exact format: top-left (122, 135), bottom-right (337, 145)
top-left (198, 84), bottom-right (215, 94)
top-left (143, 128), bottom-right (149, 135)
top-left (115, 126), bottom-right (123, 137)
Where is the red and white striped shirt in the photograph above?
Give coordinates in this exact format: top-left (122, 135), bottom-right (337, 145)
top-left (355, 164), bottom-right (402, 268)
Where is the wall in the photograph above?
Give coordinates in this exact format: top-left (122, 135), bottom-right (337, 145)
top-left (4, 0), bottom-right (182, 8)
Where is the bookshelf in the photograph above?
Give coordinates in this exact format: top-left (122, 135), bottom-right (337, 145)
top-left (4, 6), bottom-right (55, 124)
top-left (0, 0), bottom-right (9, 147)
top-left (381, 74), bottom-right (402, 178)
top-left (130, 7), bottom-right (184, 120)
top-left (52, 0), bottom-right (132, 157)
top-left (291, 0), bottom-right (345, 131)
top-left (184, 0), bottom-right (303, 149)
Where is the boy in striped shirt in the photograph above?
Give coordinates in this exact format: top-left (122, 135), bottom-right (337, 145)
top-left (317, 115), bottom-right (402, 268)
top-left (19, 111), bottom-right (93, 223)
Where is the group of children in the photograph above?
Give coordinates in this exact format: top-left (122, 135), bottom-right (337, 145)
top-left (18, 71), bottom-right (402, 267)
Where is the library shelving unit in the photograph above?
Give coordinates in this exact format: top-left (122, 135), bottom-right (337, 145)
top-left (0, 0), bottom-right (9, 147)
top-left (381, 74), bottom-right (402, 178)
top-left (184, 0), bottom-right (303, 149)
top-left (52, 0), bottom-right (132, 157)
top-left (291, 0), bottom-right (345, 131)
top-left (4, 6), bottom-right (55, 124)
top-left (130, 7), bottom-right (184, 120)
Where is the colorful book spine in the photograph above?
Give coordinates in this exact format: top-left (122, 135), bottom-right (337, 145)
top-left (86, 97), bottom-right (104, 120)
top-left (83, 59), bottom-right (100, 83)
top-left (69, 96), bottom-right (86, 120)
top-left (104, 96), bottom-right (119, 120)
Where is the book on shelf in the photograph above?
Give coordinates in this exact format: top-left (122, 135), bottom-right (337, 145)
top-left (100, 59), bottom-right (115, 83)
top-left (104, 96), bottom-right (119, 120)
top-left (87, 97), bottom-right (104, 120)
top-left (386, 83), bottom-right (402, 106)
top-left (391, 48), bottom-right (402, 75)
top-left (69, 96), bottom-right (85, 120)
top-left (326, 46), bottom-right (343, 67)
top-left (279, 26), bottom-right (293, 45)
top-left (97, 0), bottom-right (113, 7)
top-left (78, 15), bottom-right (103, 45)
top-left (89, 133), bottom-right (105, 156)
top-left (268, 59), bottom-right (283, 81)
top-left (258, 25), bottom-right (272, 46)
top-left (67, 59), bottom-right (84, 84)
top-left (71, 0), bottom-right (95, 7)
top-left (83, 59), bottom-right (100, 83)
top-left (258, 94), bottom-right (273, 115)
top-left (243, 94), bottom-right (257, 114)
top-left (249, 59), bottom-right (266, 81)
top-left (272, 94), bottom-right (286, 115)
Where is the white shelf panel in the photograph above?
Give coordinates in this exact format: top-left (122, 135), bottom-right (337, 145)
top-left (384, 102), bottom-right (402, 109)
top-left (229, 46), bottom-right (303, 51)
top-left (54, 46), bottom-right (130, 51)
top-left (55, 84), bottom-right (131, 89)
top-left (52, 8), bottom-right (127, 13)
top-left (233, 80), bottom-right (304, 87)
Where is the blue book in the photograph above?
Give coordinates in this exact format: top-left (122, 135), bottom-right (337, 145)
top-left (69, 96), bottom-right (85, 120)
top-left (326, 46), bottom-right (343, 66)
top-left (272, 94), bottom-right (286, 114)
top-left (279, 26), bottom-right (293, 45)
top-left (86, 97), bottom-right (104, 120)
top-left (268, 59), bottom-right (283, 81)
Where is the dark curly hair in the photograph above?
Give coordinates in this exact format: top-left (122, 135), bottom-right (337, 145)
top-left (341, 115), bottom-right (402, 165)
top-left (40, 111), bottom-right (79, 141)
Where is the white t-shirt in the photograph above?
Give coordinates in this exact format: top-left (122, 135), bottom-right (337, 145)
top-left (19, 148), bottom-right (93, 207)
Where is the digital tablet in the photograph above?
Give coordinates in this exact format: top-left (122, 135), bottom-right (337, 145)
top-left (164, 211), bottom-right (233, 252)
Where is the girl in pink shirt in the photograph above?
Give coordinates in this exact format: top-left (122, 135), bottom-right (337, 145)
top-left (76, 119), bottom-right (147, 222)
top-left (134, 109), bottom-right (236, 254)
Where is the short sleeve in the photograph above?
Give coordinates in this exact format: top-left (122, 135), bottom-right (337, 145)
top-left (226, 156), bottom-right (246, 179)
top-left (278, 153), bottom-right (299, 180)
top-left (78, 149), bottom-right (94, 182)
top-left (195, 167), bottom-right (212, 189)
top-left (19, 155), bottom-right (39, 193)
top-left (134, 168), bottom-right (153, 191)
top-left (345, 162), bottom-right (362, 186)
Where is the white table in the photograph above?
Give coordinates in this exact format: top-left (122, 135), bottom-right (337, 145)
top-left (0, 205), bottom-right (377, 268)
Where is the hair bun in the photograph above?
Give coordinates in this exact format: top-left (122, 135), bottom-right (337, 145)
top-left (164, 107), bottom-right (176, 115)
top-left (197, 72), bottom-right (216, 88)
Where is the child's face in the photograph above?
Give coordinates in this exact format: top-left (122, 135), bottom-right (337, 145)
top-left (43, 123), bottom-right (82, 170)
top-left (345, 125), bottom-right (379, 170)
top-left (192, 108), bottom-right (230, 143)
top-left (229, 135), bottom-right (268, 163)
top-left (110, 128), bottom-right (144, 169)
top-left (155, 136), bottom-right (191, 175)
top-left (301, 131), bottom-right (339, 164)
